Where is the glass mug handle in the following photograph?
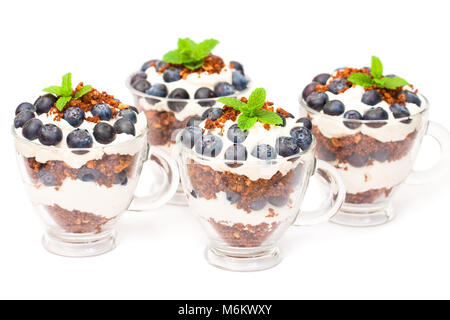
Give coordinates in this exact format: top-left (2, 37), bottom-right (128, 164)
top-left (294, 159), bottom-right (346, 226)
top-left (128, 146), bottom-right (179, 211)
top-left (405, 121), bottom-right (450, 185)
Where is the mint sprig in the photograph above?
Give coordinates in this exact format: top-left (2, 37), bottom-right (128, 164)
top-left (43, 73), bottom-right (92, 111)
top-left (218, 88), bottom-right (283, 131)
top-left (348, 56), bottom-right (409, 90)
top-left (162, 38), bottom-right (219, 70)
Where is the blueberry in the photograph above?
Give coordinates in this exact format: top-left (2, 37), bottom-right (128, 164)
top-left (77, 166), bottom-right (101, 182)
top-left (232, 71), bottom-right (248, 91)
top-left (202, 108), bottom-right (223, 121)
top-left (250, 199), bottom-right (267, 211)
top-left (318, 147), bottom-right (337, 162)
top-left (302, 82), bottom-right (318, 100)
top-left (390, 103), bottom-right (411, 124)
top-left (141, 59), bottom-right (159, 71)
top-left (92, 103), bottom-right (113, 121)
top-left (371, 149), bottom-right (389, 162)
top-left (214, 82), bottom-right (235, 97)
top-left (230, 61), bottom-right (244, 75)
top-left (38, 170), bottom-right (57, 186)
top-left (227, 124), bottom-right (248, 143)
top-left (114, 171), bottom-right (128, 185)
top-left (146, 83), bottom-right (168, 98)
top-left (186, 116), bottom-right (203, 127)
top-left (361, 90), bottom-right (382, 106)
top-left (22, 118), bottom-right (43, 140)
top-left (190, 189), bottom-right (199, 199)
top-left (268, 195), bottom-right (289, 207)
top-left (312, 73), bottom-right (330, 85)
top-left (296, 117), bottom-right (312, 130)
top-left (93, 122), bottom-right (116, 144)
top-left (66, 129), bottom-right (93, 148)
top-left (276, 137), bottom-right (300, 157)
top-left (63, 107), bottom-right (85, 127)
top-left (277, 114), bottom-right (286, 127)
top-left (118, 108), bottom-right (137, 124)
top-left (132, 79), bottom-right (151, 93)
top-left (363, 107), bottom-right (388, 128)
top-left (384, 74), bottom-right (396, 78)
top-left (251, 144), bottom-right (277, 160)
top-left (400, 91), bottom-right (421, 106)
top-left (168, 88), bottom-right (189, 112)
top-left (343, 110), bottom-right (363, 129)
top-left (163, 67), bottom-right (181, 82)
top-left (130, 106), bottom-right (139, 114)
top-left (195, 87), bottom-right (216, 107)
top-left (180, 126), bottom-right (203, 148)
top-left (323, 100), bottom-right (345, 116)
top-left (290, 127), bottom-right (313, 150)
top-left (15, 102), bottom-right (35, 115)
top-left (34, 94), bottom-right (57, 115)
top-left (306, 91), bottom-right (329, 111)
top-left (226, 191), bottom-right (242, 204)
top-left (224, 144), bottom-right (247, 167)
top-left (155, 61), bottom-right (168, 72)
top-left (346, 153), bottom-right (369, 167)
top-left (194, 134), bottom-right (223, 157)
top-left (130, 71), bottom-right (147, 84)
top-left (14, 110), bottom-right (35, 128)
top-left (114, 118), bottom-right (135, 136)
top-left (328, 78), bottom-right (349, 94)
top-left (37, 124), bottom-right (62, 146)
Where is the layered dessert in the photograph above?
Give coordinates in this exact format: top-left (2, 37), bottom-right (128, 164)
top-left (301, 57), bottom-right (427, 205)
top-left (178, 88), bottom-right (315, 247)
top-left (14, 73), bottom-right (147, 234)
top-left (128, 38), bottom-right (249, 154)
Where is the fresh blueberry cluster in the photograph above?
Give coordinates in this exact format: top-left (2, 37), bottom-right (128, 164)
top-left (131, 59), bottom-right (248, 112)
top-left (302, 73), bottom-right (422, 129)
top-left (180, 115), bottom-right (313, 161)
top-left (15, 96), bottom-right (139, 147)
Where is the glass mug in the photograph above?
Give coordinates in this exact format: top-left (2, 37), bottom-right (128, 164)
top-left (13, 126), bottom-right (178, 257)
top-left (177, 133), bottom-right (346, 271)
top-left (300, 94), bottom-right (450, 227)
top-left (126, 73), bottom-right (250, 206)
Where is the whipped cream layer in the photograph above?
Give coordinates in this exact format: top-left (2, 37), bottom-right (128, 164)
top-left (334, 154), bottom-right (414, 194)
top-left (15, 112), bottom-right (147, 168)
top-left (190, 191), bottom-right (297, 226)
top-left (308, 86), bottom-right (424, 142)
top-left (192, 117), bottom-right (309, 181)
top-left (25, 177), bottom-right (139, 218)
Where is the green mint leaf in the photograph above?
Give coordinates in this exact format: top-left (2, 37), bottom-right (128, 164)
top-left (55, 96), bottom-right (71, 111)
top-left (197, 39), bottom-right (219, 58)
top-left (247, 88), bottom-right (266, 112)
top-left (255, 109), bottom-right (283, 125)
top-left (162, 49), bottom-right (184, 64)
top-left (73, 85), bottom-right (92, 100)
top-left (217, 97), bottom-right (248, 111)
top-left (184, 59), bottom-right (204, 70)
top-left (378, 76), bottom-right (409, 90)
top-left (43, 86), bottom-right (66, 96)
top-left (348, 73), bottom-right (375, 87)
top-left (237, 114), bottom-right (257, 131)
top-left (370, 56), bottom-right (383, 79)
top-left (61, 73), bottom-right (72, 96)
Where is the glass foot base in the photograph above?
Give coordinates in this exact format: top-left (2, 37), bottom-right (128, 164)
top-left (331, 203), bottom-right (394, 227)
top-left (42, 230), bottom-right (116, 257)
top-left (205, 246), bottom-right (281, 272)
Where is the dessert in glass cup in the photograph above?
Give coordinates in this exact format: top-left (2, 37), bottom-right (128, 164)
top-left (300, 56), bottom-right (450, 227)
top-left (13, 73), bottom-right (178, 257)
top-left (127, 38), bottom-right (250, 205)
top-left (177, 88), bottom-right (346, 271)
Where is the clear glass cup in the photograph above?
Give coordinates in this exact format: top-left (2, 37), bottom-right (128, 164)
top-left (176, 133), bottom-right (346, 271)
top-left (13, 126), bottom-right (178, 257)
top-left (126, 73), bottom-right (250, 206)
top-left (300, 94), bottom-right (450, 227)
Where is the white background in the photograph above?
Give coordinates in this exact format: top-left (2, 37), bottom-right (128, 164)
top-left (1, 0), bottom-right (450, 299)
